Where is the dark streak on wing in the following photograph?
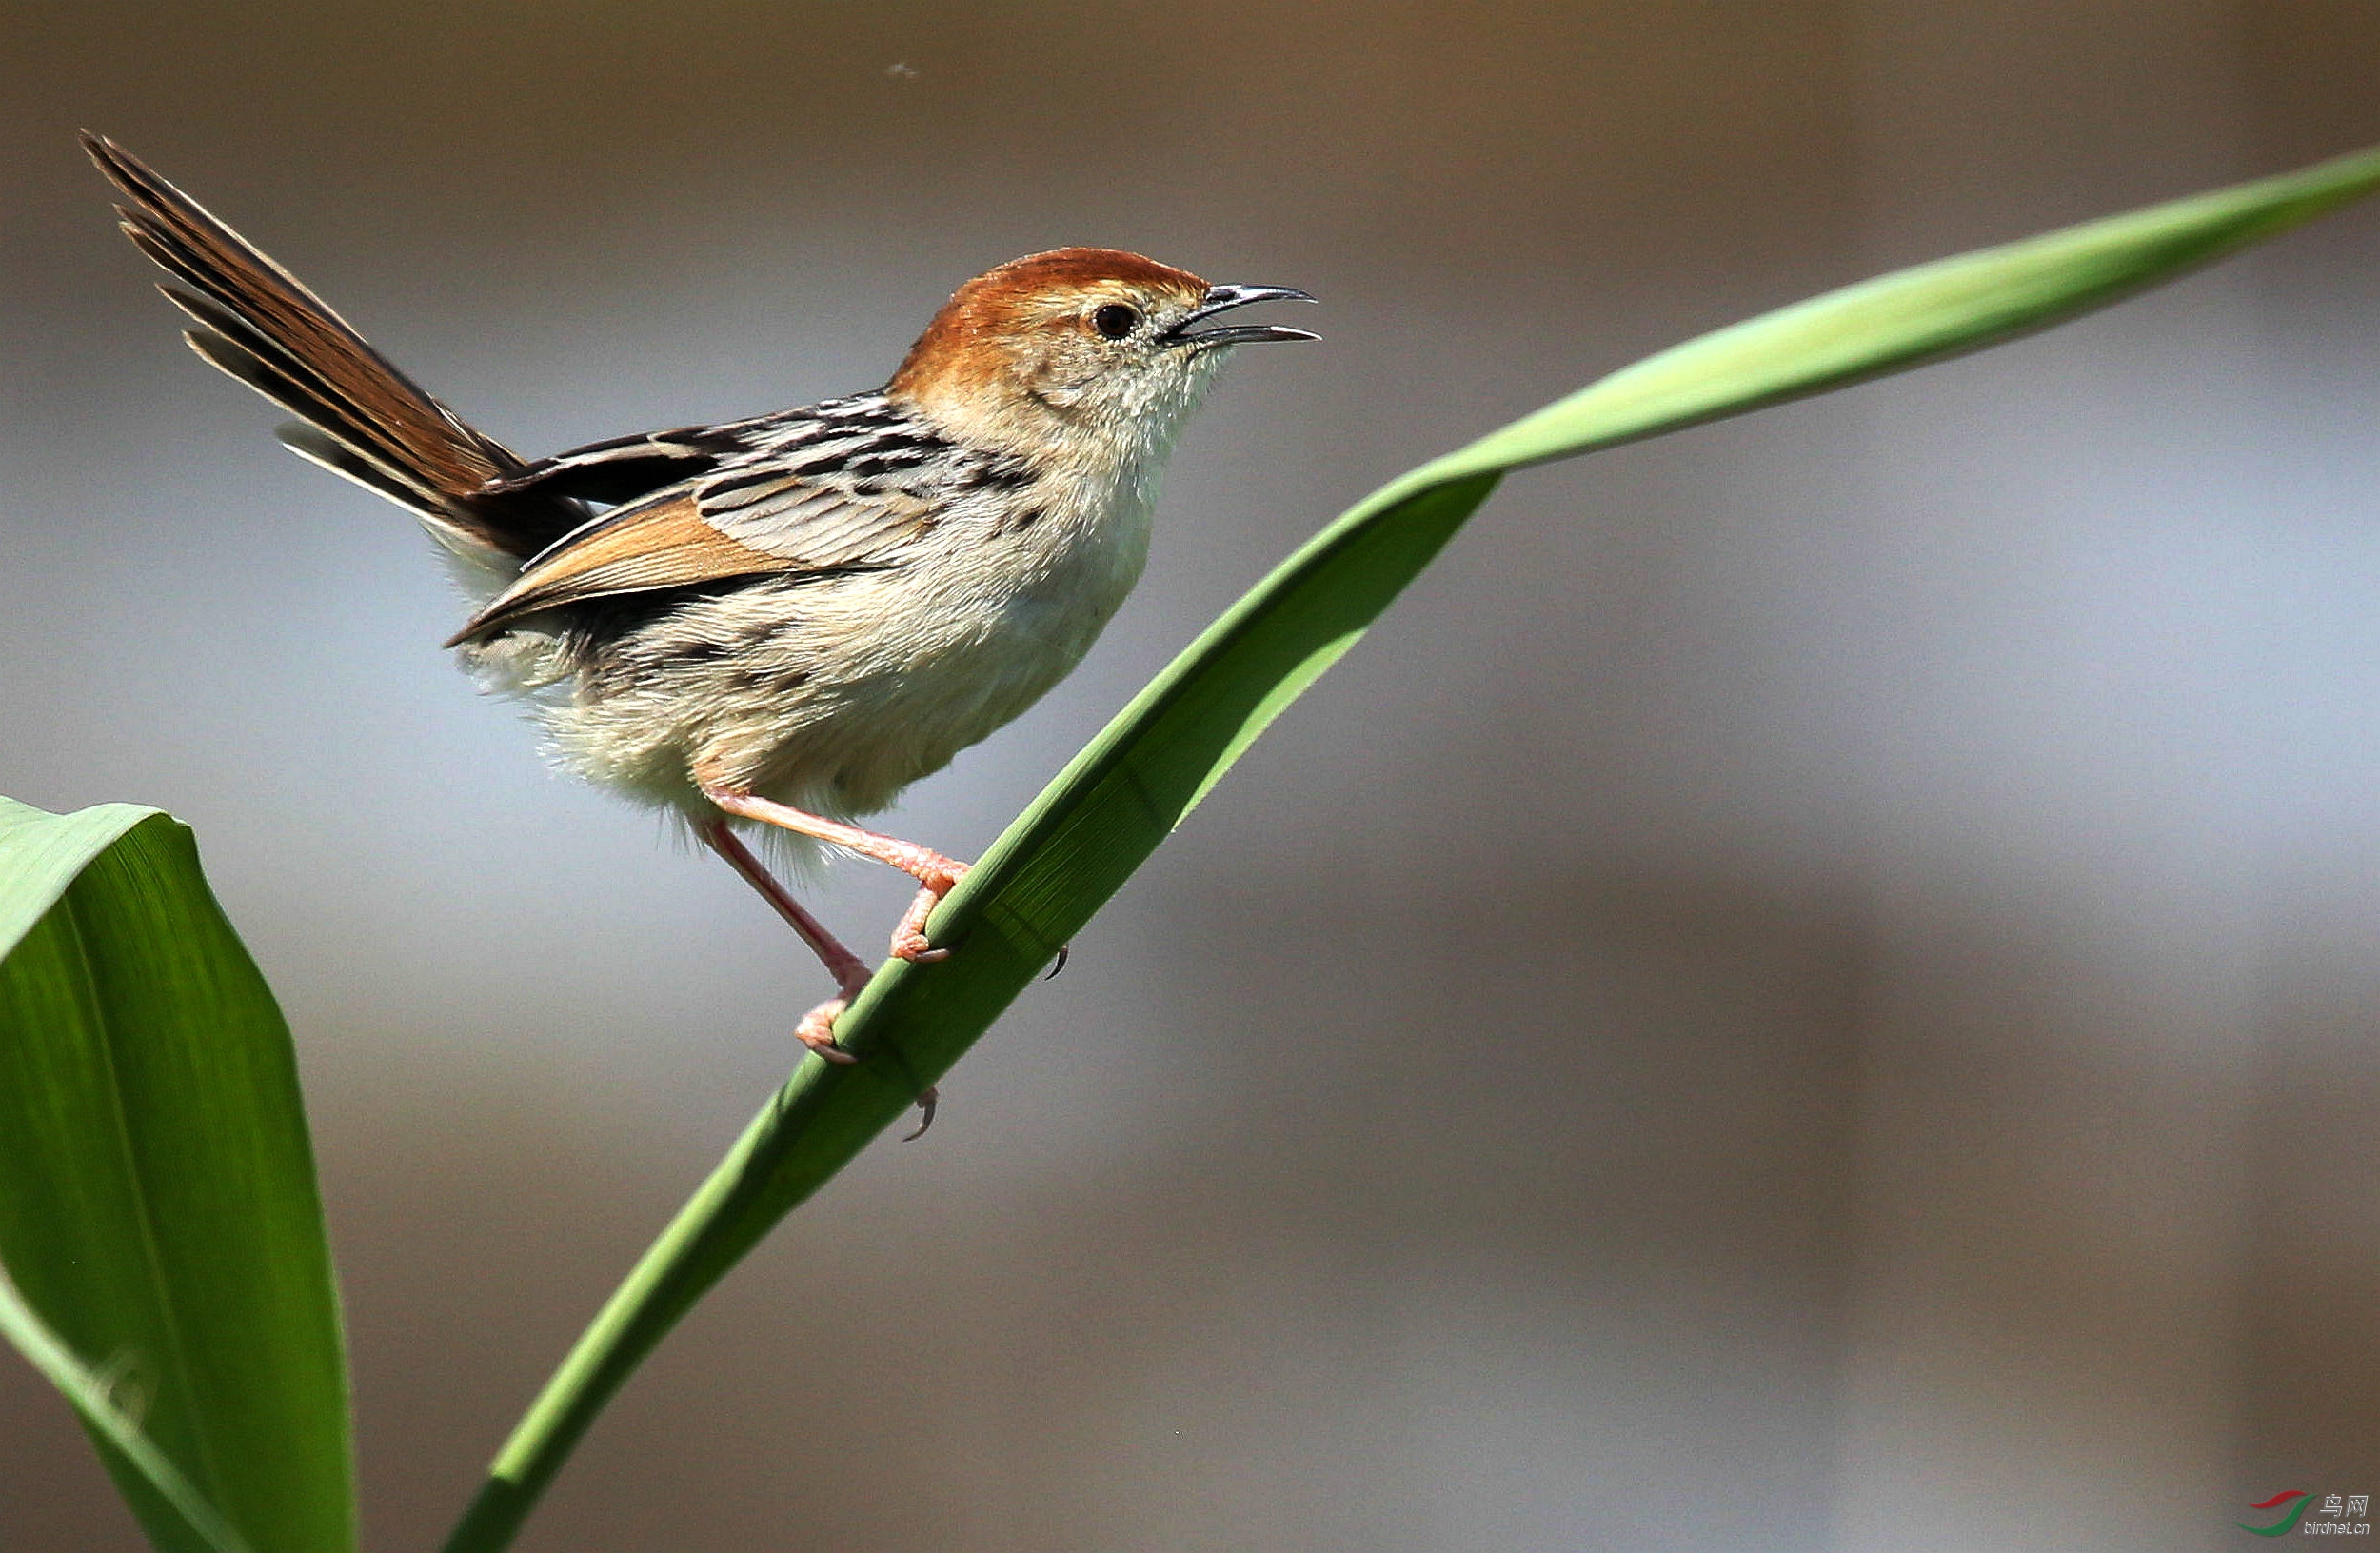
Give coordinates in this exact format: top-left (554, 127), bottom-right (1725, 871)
top-left (481, 396), bottom-right (949, 512)
top-left (703, 465), bottom-right (799, 499)
top-left (954, 452), bottom-right (1035, 492)
top-left (483, 418), bottom-right (775, 507)
top-left (450, 456), bottom-right (945, 647)
top-left (446, 488), bottom-right (807, 644)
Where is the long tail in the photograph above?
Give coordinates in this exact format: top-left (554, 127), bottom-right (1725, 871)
top-left (84, 132), bottom-right (586, 566)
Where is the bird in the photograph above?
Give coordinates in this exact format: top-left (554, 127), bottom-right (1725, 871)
top-left (86, 132), bottom-right (1315, 1127)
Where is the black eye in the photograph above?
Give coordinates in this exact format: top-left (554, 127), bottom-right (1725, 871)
top-left (1091, 303), bottom-right (1138, 340)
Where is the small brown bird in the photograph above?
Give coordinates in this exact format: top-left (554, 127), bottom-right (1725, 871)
top-left (88, 133), bottom-right (1314, 1105)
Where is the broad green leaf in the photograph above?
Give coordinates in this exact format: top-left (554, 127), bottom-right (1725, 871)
top-left (443, 142), bottom-right (2380, 1553)
top-left (0, 1264), bottom-right (253, 1553)
top-left (0, 798), bottom-right (353, 1553)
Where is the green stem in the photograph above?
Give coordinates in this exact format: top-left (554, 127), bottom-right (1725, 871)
top-left (439, 1045), bottom-right (915, 1553)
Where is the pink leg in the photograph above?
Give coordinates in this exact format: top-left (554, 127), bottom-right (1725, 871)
top-left (699, 784), bottom-right (970, 963)
top-left (701, 817), bottom-right (941, 1138)
top-left (698, 818), bottom-right (863, 1065)
top-left (700, 819), bottom-right (868, 986)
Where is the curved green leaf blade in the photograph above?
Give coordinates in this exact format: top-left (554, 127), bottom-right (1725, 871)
top-left (445, 141), bottom-right (2380, 1552)
top-left (1426, 139), bottom-right (2380, 480)
top-left (0, 798), bottom-right (353, 1553)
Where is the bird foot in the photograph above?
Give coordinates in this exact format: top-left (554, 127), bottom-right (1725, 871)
top-left (798, 999), bottom-right (936, 1143)
top-left (889, 858), bottom-right (971, 962)
top-left (794, 996), bottom-right (861, 1065)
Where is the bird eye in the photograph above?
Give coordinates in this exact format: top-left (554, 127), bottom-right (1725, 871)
top-left (1091, 303), bottom-right (1139, 340)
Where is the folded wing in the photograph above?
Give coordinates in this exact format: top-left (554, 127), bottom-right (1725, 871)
top-left (446, 461), bottom-right (940, 644)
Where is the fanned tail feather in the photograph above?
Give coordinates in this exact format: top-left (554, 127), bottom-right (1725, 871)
top-left (83, 131), bottom-right (587, 565)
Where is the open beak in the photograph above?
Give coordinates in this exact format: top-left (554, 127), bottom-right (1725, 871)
top-left (1163, 283), bottom-right (1319, 347)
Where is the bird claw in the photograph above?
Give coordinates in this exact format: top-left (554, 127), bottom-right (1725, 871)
top-left (1042, 944), bottom-right (1071, 980)
top-left (888, 862), bottom-right (971, 963)
top-left (801, 1000), bottom-right (934, 1143)
top-left (795, 999), bottom-right (861, 1065)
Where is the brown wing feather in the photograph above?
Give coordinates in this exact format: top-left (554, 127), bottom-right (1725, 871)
top-left (450, 454), bottom-right (944, 644)
top-left (694, 468), bottom-right (939, 566)
top-left (446, 494), bottom-right (802, 645)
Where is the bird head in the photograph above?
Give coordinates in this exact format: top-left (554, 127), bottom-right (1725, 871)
top-left (887, 248), bottom-right (1314, 460)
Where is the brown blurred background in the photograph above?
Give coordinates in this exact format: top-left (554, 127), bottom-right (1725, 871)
top-left (6, 2), bottom-right (2380, 1548)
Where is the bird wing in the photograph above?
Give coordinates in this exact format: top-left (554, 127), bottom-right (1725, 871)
top-left (446, 460), bottom-right (940, 645)
top-left (476, 394), bottom-right (943, 508)
top-left (476, 416), bottom-right (781, 508)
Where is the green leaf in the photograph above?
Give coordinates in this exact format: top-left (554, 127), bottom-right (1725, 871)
top-left (0, 1264), bottom-right (254, 1553)
top-left (443, 141), bottom-right (2380, 1553)
top-left (0, 798), bottom-right (353, 1553)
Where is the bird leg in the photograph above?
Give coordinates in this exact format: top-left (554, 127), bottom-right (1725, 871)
top-left (702, 819), bottom-right (939, 1138)
top-left (698, 818), bottom-right (865, 1065)
top-left (699, 786), bottom-right (969, 963)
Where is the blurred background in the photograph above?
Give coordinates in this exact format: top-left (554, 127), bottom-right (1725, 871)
top-left (5, 2), bottom-right (2379, 1548)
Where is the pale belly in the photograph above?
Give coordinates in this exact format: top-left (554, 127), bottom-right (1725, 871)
top-left (788, 514), bottom-right (1151, 812)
